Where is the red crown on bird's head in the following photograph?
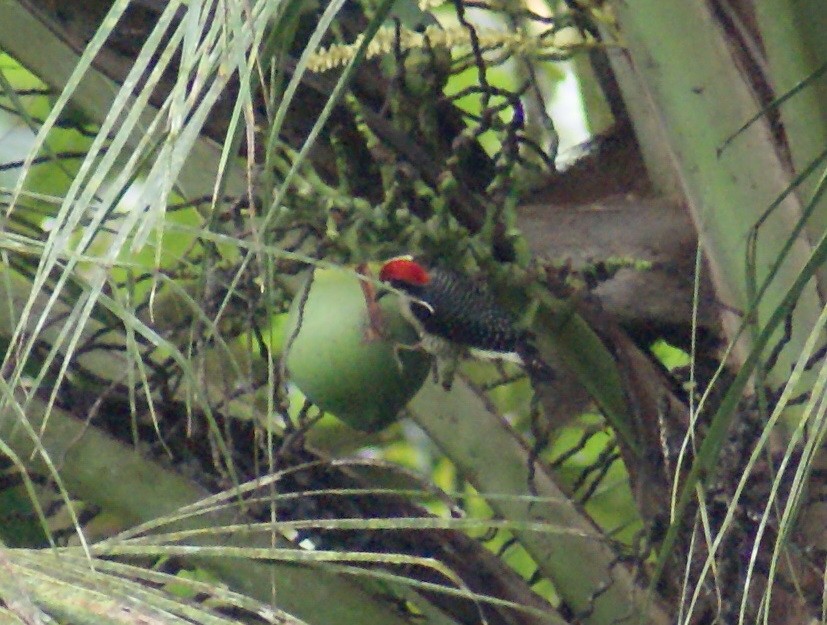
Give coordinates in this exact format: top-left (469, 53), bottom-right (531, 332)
top-left (379, 256), bottom-right (431, 286)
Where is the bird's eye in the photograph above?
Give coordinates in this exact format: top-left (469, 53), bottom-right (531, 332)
top-left (411, 299), bottom-right (434, 320)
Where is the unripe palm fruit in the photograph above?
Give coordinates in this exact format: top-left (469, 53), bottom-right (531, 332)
top-left (284, 267), bottom-right (432, 431)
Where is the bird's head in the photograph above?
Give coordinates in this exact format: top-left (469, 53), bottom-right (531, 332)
top-left (378, 256), bottom-right (431, 292)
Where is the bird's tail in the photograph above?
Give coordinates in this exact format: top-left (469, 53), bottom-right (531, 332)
top-left (516, 341), bottom-right (555, 383)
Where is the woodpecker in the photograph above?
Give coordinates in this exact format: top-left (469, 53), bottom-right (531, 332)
top-left (378, 257), bottom-right (553, 383)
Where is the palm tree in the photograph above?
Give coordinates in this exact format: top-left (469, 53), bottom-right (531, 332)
top-left (0, 1), bottom-right (824, 623)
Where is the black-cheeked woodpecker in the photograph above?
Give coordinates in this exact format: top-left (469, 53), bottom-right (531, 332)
top-left (378, 256), bottom-right (553, 384)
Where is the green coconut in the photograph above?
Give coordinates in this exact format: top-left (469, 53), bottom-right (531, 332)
top-left (284, 267), bottom-right (431, 431)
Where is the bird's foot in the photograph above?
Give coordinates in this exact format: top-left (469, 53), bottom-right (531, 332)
top-left (392, 340), bottom-right (425, 372)
top-left (435, 355), bottom-right (460, 391)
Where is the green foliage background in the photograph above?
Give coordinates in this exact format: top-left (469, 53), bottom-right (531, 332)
top-left (0, 1), bottom-right (825, 624)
